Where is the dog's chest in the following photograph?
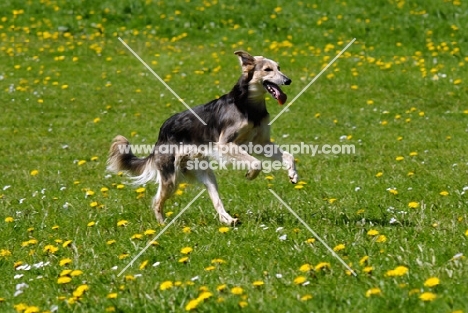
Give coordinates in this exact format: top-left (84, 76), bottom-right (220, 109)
top-left (232, 120), bottom-right (269, 145)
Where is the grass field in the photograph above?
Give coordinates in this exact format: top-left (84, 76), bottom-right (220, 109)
top-left (1, 0), bottom-right (468, 312)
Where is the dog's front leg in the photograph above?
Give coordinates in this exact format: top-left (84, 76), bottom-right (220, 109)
top-left (262, 142), bottom-right (298, 184)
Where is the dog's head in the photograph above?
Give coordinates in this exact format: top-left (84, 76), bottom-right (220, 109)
top-left (235, 50), bottom-right (291, 105)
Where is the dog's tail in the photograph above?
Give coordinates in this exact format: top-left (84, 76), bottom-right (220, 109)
top-left (107, 135), bottom-right (159, 185)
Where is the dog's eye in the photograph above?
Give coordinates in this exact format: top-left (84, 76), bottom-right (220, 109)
top-left (264, 68), bottom-right (273, 72)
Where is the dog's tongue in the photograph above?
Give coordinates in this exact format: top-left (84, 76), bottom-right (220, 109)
top-left (268, 83), bottom-right (287, 105)
top-left (277, 92), bottom-right (287, 105)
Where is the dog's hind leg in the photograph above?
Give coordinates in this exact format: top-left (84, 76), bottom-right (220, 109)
top-left (195, 169), bottom-right (237, 225)
top-left (151, 171), bottom-right (176, 224)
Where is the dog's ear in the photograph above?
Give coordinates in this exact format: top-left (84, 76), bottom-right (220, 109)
top-left (234, 50), bottom-right (256, 73)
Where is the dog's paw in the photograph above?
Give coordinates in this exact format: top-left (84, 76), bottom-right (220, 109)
top-left (289, 171), bottom-right (298, 184)
top-left (230, 218), bottom-right (240, 226)
top-left (245, 169), bottom-right (261, 180)
top-left (219, 213), bottom-right (238, 225)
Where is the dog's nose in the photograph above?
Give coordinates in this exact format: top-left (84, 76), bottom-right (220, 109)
top-left (284, 78), bottom-right (292, 85)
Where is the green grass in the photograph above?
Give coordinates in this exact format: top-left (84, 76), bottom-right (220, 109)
top-left (1, 0), bottom-right (468, 312)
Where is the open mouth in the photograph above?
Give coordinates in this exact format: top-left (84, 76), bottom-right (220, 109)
top-left (263, 81), bottom-right (287, 105)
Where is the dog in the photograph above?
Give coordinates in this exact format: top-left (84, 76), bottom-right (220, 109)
top-left (107, 50), bottom-right (298, 225)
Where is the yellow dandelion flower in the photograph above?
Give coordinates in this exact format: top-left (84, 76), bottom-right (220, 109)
top-left (118, 253), bottom-right (129, 259)
top-left (179, 256), bottom-right (189, 263)
top-left (185, 298), bottom-right (201, 311)
top-left (135, 187), bottom-right (145, 193)
top-left (385, 266), bottom-right (409, 277)
top-left (139, 260), bottom-right (149, 270)
top-left (439, 191), bottom-right (449, 196)
top-left (306, 238), bottom-right (315, 244)
top-left (43, 245), bottom-right (59, 254)
top-left (57, 276), bottom-right (72, 284)
top-left (117, 220), bottom-right (129, 227)
top-left (231, 286), bottom-right (244, 295)
top-left (375, 172), bottom-right (383, 177)
top-left (5, 217), bottom-right (14, 223)
top-left (73, 284), bottom-right (89, 297)
top-left (24, 306), bottom-right (40, 313)
top-left (106, 240), bottom-right (116, 245)
top-left (395, 156), bottom-right (404, 161)
top-left (131, 234), bottom-right (143, 240)
top-left (409, 289), bottom-right (420, 297)
top-left (252, 280), bottom-right (264, 287)
top-left (453, 79), bottom-right (462, 85)
top-left (62, 240), bottom-right (73, 248)
top-left (70, 270), bottom-right (83, 277)
top-left (218, 227), bottom-right (230, 233)
top-left (359, 256), bottom-right (369, 266)
top-left (293, 276), bottom-right (307, 285)
top-left (175, 189), bottom-right (184, 196)
top-left (211, 258), bottom-right (226, 264)
top-left (116, 184), bottom-right (125, 189)
top-left (299, 264), bottom-right (312, 272)
top-left (419, 292), bottom-right (436, 301)
top-left (300, 294), bottom-right (313, 301)
top-left (239, 301), bottom-right (248, 308)
top-left (408, 201), bottom-right (419, 209)
top-left (101, 187), bottom-right (109, 192)
top-left (77, 160), bottom-right (86, 166)
top-left (14, 304), bottom-right (28, 311)
top-left (198, 291), bottom-right (213, 300)
top-left (181, 247), bottom-right (193, 254)
top-left (333, 244), bottom-right (345, 252)
top-left (376, 235), bottom-right (387, 243)
top-left (204, 265), bottom-right (216, 271)
top-left (90, 201), bottom-right (98, 208)
top-left (60, 269), bottom-right (72, 277)
top-left (30, 169), bottom-right (39, 176)
top-left (366, 287), bottom-right (382, 297)
top-left (107, 293), bottom-right (118, 299)
top-left (160, 281), bottom-right (173, 290)
top-left (315, 262), bottom-right (331, 271)
top-left (59, 258), bottom-right (72, 266)
top-left (424, 277), bottom-right (440, 288)
top-left (367, 229), bottom-right (379, 236)
top-left (265, 175), bottom-right (274, 180)
top-left (182, 226), bottom-right (191, 233)
top-left (363, 266), bottom-right (374, 274)
top-left (217, 284), bottom-right (227, 291)
top-left (87, 221), bottom-right (96, 227)
top-left (144, 229), bottom-right (156, 235)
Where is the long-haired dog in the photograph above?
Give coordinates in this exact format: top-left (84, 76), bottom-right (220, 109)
top-left (107, 51), bottom-right (298, 225)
